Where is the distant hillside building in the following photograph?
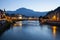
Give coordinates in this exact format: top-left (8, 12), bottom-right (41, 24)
top-left (0, 9), bottom-right (6, 19)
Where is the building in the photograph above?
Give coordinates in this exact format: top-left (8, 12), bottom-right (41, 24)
top-left (0, 9), bottom-right (6, 19)
top-left (44, 7), bottom-right (60, 21)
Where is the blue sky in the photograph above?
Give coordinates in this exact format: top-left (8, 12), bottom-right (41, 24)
top-left (0, 0), bottom-right (60, 12)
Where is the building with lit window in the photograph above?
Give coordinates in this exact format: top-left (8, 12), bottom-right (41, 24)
top-left (44, 7), bottom-right (60, 21)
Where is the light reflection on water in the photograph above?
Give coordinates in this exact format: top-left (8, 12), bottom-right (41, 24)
top-left (0, 21), bottom-right (60, 40)
top-left (13, 21), bottom-right (22, 26)
top-left (52, 26), bottom-right (57, 38)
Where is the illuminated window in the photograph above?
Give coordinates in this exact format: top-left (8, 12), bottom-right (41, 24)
top-left (52, 15), bottom-right (57, 20)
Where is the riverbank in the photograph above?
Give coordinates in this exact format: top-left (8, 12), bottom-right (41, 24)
top-left (39, 20), bottom-right (60, 26)
top-left (0, 20), bottom-right (13, 36)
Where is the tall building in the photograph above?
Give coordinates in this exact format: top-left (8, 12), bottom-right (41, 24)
top-left (0, 9), bottom-right (6, 19)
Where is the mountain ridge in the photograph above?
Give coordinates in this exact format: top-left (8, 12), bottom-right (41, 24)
top-left (7, 8), bottom-right (48, 17)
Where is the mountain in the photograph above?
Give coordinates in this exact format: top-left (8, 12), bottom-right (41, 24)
top-left (7, 8), bottom-right (48, 17)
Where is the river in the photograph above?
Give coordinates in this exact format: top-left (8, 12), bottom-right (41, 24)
top-left (0, 20), bottom-right (60, 40)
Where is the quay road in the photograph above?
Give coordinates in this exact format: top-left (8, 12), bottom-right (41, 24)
top-left (0, 17), bottom-right (39, 22)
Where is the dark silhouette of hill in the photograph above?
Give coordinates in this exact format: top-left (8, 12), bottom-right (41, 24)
top-left (54, 7), bottom-right (60, 12)
top-left (44, 6), bottom-right (60, 18)
top-left (48, 7), bottom-right (60, 14)
top-left (7, 8), bottom-right (48, 17)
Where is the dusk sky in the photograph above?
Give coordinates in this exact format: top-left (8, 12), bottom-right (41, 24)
top-left (0, 0), bottom-right (60, 12)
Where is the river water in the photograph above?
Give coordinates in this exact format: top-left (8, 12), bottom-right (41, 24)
top-left (0, 20), bottom-right (60, 40)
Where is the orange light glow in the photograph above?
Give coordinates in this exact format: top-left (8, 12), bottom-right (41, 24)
top-left (52, 26), bottom-right (57, 37)
top-left (52, 15), bottom-right (56, 20)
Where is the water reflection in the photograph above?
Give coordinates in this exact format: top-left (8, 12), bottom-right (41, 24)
top-left (13, 21), bottom-right (39, 27)
top-left (52, 26), bottom-right (57, 38)
top-left (13, 21), bottom-right (22, 26)
top-left (39, 22), bottom-right (60, 40)
top-left (0, 21), bottom-right (60, 40)
top-left (52, 25), bottom-right (60, 40)
top-left (0, 22), bottom-right (11, 36)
